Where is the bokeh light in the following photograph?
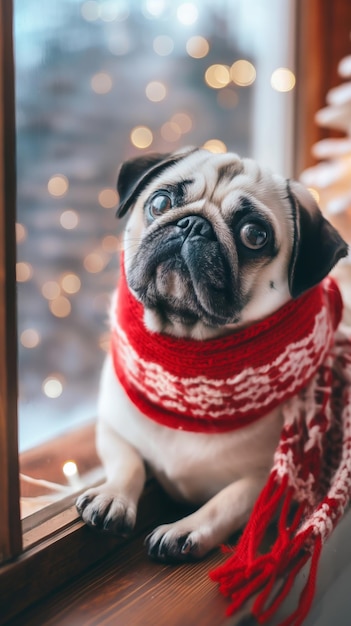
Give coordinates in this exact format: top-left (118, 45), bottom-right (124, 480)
top-left (143, 0), bottom-right (165, 18)
top-left (62, 460), bottom-right (78, 477)
top-left (16, 262), bottom-right (33, 282)
top-left (177, 3), bottom-right (198, 25)
top-left (42, 281), bottom-right (61, 300)
top-left (170, 112), bottom-right (192, 134)
top-left (42, 376), bottom-right (64, 399)
top-left (153, 35), bottom-right (174, 56)
top-left (186, 36), bottom-right (209, 59)
top-left (20, 328), bottom-right (41, 349)
top-left (161, 121), bottom-right (182, 142)
top-left (205, 64), bottom-right (231, 89)
top-left (307, 187), bottom-right (320, 203)
top-left (270, 68), bottom-right (296, 92)
top-left (98, 188), bottom-right (119, 208)
top-left (61, 273), bottom-right (81, 295)
top-left (203, 139), bottom-right (227, 154)
top-left (130, 126), bottom-right (153, 149)
top-left (80, 1), bottom-right (99, 22)
top-left (49, 296), bottom-right (72, 318)
top-left (102, 234), bottom-right (121, 253)
top-left (83, 251), bottom-right (106, 273)
top-left (91, 72), bottom-right (113, 94)
top-left (16, 223), bottom-right (27, 243)
top-left (60, 209), bottom-right (79, 230)
top-left (230, 60), bottom-right (256, 86)
top-left (145, 81), bottom-right (167, 102)
top-left (48, 175), bottom-right (69, 197)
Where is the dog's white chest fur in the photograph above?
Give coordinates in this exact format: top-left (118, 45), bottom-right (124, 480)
top-left (98, 354), bottom-right (283, 505)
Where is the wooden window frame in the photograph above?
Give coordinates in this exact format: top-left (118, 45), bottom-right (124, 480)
top-left (1, 0), bottom-right (350, 623)
top-left (0, 0), bottom-right (22, 565)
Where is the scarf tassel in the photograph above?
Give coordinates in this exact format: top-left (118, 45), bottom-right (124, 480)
top-left (210, 473), bottom-right (323, 626)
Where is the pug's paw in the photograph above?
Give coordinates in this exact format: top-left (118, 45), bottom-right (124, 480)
top-left (145, 522), bottom-right (211, 562)
top-left (76, 486), bottom-right (136, 536)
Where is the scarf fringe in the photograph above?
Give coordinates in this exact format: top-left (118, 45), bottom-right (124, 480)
top-left (210, 473), bottom-right (323, 626)
top-left (210, 326), bottom-right (351, 626)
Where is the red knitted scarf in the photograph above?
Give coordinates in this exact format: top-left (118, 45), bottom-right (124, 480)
top-left (111, 262), bottom-right (351, 625)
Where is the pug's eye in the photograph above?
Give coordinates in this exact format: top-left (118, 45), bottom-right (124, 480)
top-left (240, 223), bottom-right (268, 249)
top-left (148, 193), bottom-right (172, 219)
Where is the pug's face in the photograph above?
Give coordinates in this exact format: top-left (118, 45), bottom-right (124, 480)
top-left (116, 148), bottom-right (347, 339)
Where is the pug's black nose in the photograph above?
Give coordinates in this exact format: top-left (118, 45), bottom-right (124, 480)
top-left (177, 215), bottom-right (215, 240)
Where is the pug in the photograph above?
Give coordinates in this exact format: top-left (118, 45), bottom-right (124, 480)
top-left (76, 147), bottom-right (347, 562)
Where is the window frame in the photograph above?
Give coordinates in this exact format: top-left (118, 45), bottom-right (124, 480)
top-left (1, 0), bottom-right (351, 622)
top-left (0, 0), bottom-right (22, 565)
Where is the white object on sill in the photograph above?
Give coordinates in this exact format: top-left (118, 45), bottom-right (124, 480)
top-left (62, 460), bottom-right (83, 489)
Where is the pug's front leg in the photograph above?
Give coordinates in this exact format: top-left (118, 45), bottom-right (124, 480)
top-left (76, 421), bottom-right (146, 536)
top-left (146, 475), bottom-right (265, 562)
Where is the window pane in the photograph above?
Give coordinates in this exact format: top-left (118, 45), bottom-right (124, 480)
top-left (15, 0), bottom-right (295, 518)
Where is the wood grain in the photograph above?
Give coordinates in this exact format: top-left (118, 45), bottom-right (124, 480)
top-left (0, 481), bottom-right (182, 625)
top-left (0, 0), bottom-right (22, 563)
top-left (6, 534), bottom-right (232, 626)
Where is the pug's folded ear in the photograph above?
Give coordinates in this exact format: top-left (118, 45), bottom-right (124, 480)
top-left (287, 180), bottom-right (348, 298)
top-left (116, 147), bottom-right (197, 218)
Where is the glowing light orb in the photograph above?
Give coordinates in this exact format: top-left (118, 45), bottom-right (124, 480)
top-left (102, 235), bottom-right (121, 253)
top-left (63, 461), bottom-right (78, 477)
top-left (42, 281), bottom-right (61, 300)
top-left (60, 210), bottom-right (79, 230)
top-left (230, 60), bottom-right (256, 87)
top-left (205, 64), bottom-right (230, 89)
top-left (153, 35), bottom-right (174, 56)
top-left (16, 223), bottom-right (27, 243)
top-left (81, 1), bottom-right (99, 22)
top-left (16, 262), bottom-right (33, 282)
top-left (42, 377), bottom-right (63, 399)
top-left (170, 112), bottom-right (192, 134)
top-left (49, 296), bottom-right (72, 318)
top-left (161, 122), bottom-right (182, 142)
top-left (145, 81), bottom-right (167, 102)
top-left (271, 68), bottom-right (296, 92)
top-left (91, 72), bottom-right (113, 94)
top-left (48, 175), bottom-right (68, 197)
top-left (98, 188), bottom-right (119, 208)
top-left (186, 36), bottom-right (209, 59)
top-left (84, 252), bottom-right (106, 273)
top-left (61, 273), bottom-right (81, 295)
top-left (130, 126), bottom-right (153, 149)
top-left (143, 0), bottom-right (165, 18)
top-left (177, 3), bottom-right (199, 25)
top-left (307, 187), bottom-right (320, 203)
top-left (20, 329), bottom-right (40, 349)
top-left (202, 139), bottom-right (227, 154)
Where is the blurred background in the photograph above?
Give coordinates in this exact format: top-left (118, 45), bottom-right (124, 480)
top-left (15, 0), bottom-right (297, 451)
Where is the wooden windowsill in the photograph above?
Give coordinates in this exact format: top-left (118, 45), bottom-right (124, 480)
top-left (5, 525), bottom-right (230, 626)
top-left (1, 475), bottom-right (179, 625)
